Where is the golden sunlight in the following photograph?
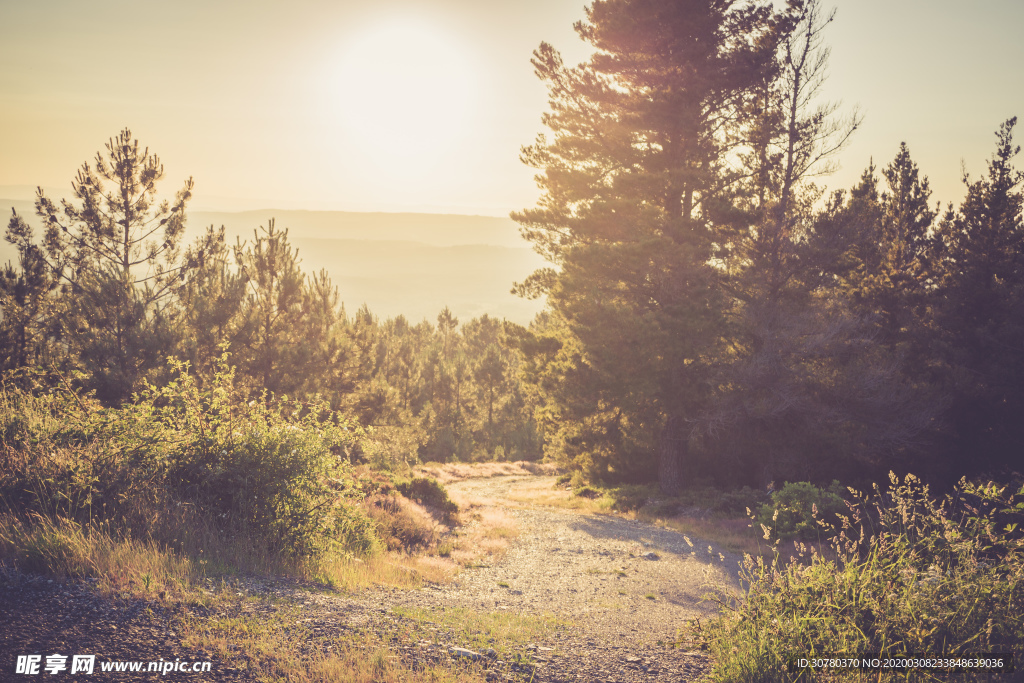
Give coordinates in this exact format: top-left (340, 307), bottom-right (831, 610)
top-left (331, 20), bottom-right (477, 174)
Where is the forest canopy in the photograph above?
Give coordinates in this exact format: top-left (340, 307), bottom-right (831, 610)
top-left (509, 0), bottom-right (1023, 493)
top-left (2, 0), bottom-right (1022, 496)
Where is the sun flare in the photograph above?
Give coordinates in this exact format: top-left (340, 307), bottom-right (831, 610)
top-left (331, 20), bottom-right (477, 173)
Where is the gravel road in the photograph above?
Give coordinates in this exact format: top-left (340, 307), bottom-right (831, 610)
top-left (0, 474), bottom-right (745, 682)
top-left (336, 474), bottom-right (744, 682)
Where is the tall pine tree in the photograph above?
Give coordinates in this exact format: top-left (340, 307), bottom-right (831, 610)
top-left (514, 0), bottom-right (795, 491)
top-left (934, 118), bottom-right (1024, 477)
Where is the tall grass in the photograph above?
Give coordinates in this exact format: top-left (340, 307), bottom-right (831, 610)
top-left (697, 473), bottom-right (1024, 682)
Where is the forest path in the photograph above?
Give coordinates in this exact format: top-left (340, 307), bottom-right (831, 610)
top-left (0, 474), bottom-right (743, 683)
top-left (433, 474), bottom-right (743, 637)
top-left (302, 474), bottom-right (744, 682)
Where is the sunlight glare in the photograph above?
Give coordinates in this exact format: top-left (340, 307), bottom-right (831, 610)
top-left (332, 20), bottom-right (477, 174)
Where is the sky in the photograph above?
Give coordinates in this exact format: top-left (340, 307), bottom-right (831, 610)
top-left (1, 0), bottom-right (1022, 217)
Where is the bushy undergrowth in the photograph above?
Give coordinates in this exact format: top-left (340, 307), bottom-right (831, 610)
top-left (579, 481), bottom-right (768, 518)
top-left (341, 469), bottom-right (459, 553)
top-left (698, 473), bottom-right (1024, 682)
top-left (0, 357), bottom-right (379, 564)
top-left (756, 480), bottom-right (846, 541)
top-left (363, 494), bottom-right (441, 551)
top-left (396, 477), bottom-right (459, 517)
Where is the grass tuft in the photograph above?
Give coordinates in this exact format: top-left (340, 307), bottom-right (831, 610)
top-left (693, 474), bottom-right (1024, 682)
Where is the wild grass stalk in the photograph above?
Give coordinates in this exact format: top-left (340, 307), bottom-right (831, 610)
top-left (695, 473), bottom-right (1024, 682)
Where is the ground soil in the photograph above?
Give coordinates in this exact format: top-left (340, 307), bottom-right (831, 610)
top-left (0, 474), bottom-right (743, 682)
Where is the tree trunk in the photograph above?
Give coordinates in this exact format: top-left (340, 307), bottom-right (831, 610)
top-left (658, 414), bottom-right (685, 496)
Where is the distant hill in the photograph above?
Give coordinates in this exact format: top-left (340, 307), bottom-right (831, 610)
top-left (0, 201), bottom-right (547, 324)
top-left (189, 209), bottom-right (530, 249)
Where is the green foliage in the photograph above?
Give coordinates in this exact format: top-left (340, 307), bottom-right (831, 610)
top-left (717, 487), bottom-right (771, 517)
top-left (232, 219), bottom-right (309, 397)
top-left (19, 129), bottom-right (217, 404)
top-left (4, 130), bottom-right (543, 469)
top-left (573, 486), bottom-right (601, 500)
top-left (513, 0), bottom-right (797, 493)
top-left (0, 212), bottom-right (57, 372)
top-left (698, 473), bottom-right (1024, 682)
top-left (395, 477), bottom-right (458, 517)
top-left (932, 117), bottom-right (1024, 477)
top-left (756, 481), bottom-right (846, 541)
top-left (4, 81), bottom-right (1023, 509)
top-left (0, 355), bottom-right (379, 558)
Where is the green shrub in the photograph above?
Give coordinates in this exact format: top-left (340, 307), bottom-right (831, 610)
top-left (698, 473), bottom-right (1024, 682)
top-left (573, 485), bottom-right (601, 499)
top-left (395, 477), bottom-right (458, 517)
top-left (1, 355), bottom-right (380, 558)
top-left (608, 484), bottom-right (657, 512)
top-left (717, 486), bottom-right (769, 516)
top-left (756, 480), bottom-right (846, 540)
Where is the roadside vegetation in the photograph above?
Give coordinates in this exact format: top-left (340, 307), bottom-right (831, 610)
top-left (691, 473), bottom-right (1024, 682)
top-left (0, 354), bottom-right (528, 586)
top-left (551, 471), bottom-right (1024, 681)
top-left (0, 353), bottom-right (546, 680)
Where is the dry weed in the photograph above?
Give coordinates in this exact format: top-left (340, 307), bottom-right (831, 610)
top-left (416, 460), bottom-right (559, 484)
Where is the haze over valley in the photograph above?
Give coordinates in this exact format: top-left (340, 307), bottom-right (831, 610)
top-left (0, 197), bottom-right (546, 324)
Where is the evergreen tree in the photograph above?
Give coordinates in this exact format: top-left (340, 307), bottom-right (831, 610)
top-left (234, 219), bottom-right (307, 397)
top-left (514, 0), bottom-right (798, 491)
top-left (171, 226), bottom-right (243, 381)
top-left (934, 118), bottom-right (1024, 477)
top-left (17, 129), bottom-right (207, 402)
top-left (299, 269), bottom-right (359, 403)
top-left (839, 145), bottom-right (937, 346)
top-left (1, 211), bottom-right (58, 371)
top-left (466, 315), bottom-right (508, 446)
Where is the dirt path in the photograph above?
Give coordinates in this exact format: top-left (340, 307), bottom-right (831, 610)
top-left (421, 475), bottom-right (742, 640)
top-left (0, 475), bottom-right (744, 682)
top-left (303, 474), bottom-right (744, 682)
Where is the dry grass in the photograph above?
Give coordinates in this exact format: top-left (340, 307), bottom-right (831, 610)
top-left (0, 511), bottom-right (459, 598)
top-left (363, 493), bottom-right (444, 551)
top-left (311, 553), bottom-right (456, 592)
top-left (0, 511), bottom-right (490, 681)
top-left (440, 506), bottom-right (520, 568)
top-left (178, 599), bottom-right (489, 683)
top-left (502, 478), bottom-right (618, 512)
top-left (416, 460), bottom-right (560, 485)
top-left (0, 513), bottom-right (198, 599)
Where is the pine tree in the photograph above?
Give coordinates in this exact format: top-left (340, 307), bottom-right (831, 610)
top-left (840, 144), bottom-right (937, 346)
top-left (19, 129), bottom-right (208, 402)
top-left (171, 226), bottom-right (243, 381)
top-left (1, 211), bottom-right (58, 371)
top-left (298, 269), bottom-right (359, 402)
top-left (934, 118), bottom-right (1024, 476)
top-left (514, 0), bottom-right (795, 491)
top-left (234, 219), bottom-right (307, 397)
